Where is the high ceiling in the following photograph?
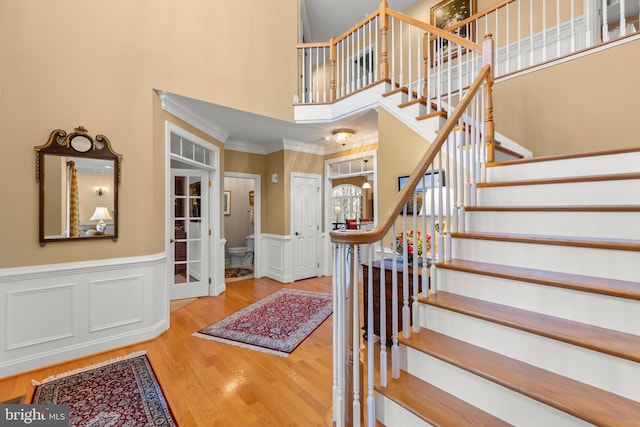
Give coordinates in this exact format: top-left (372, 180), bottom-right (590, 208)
top-left (301, 0), bottom-right (417, 42)
top-left (165, 0), bottom-right (418, 153)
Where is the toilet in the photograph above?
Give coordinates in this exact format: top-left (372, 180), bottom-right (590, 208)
top-left (227, 234), bottom-right (254, 267)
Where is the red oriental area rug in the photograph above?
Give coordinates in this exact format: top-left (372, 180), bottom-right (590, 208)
top-left (32, 352), bottom-right (177, 426)
top-left (194, 288), bottom-right (332, 356)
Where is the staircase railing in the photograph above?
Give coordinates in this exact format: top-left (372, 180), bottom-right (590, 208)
top-left (328, 29), bottom-right (494, 427)
top-left (297, 2), bottom-right (485, 115)
top-left (297, 0), bottom-right (640, 106)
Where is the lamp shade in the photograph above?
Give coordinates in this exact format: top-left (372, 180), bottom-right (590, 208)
top-left (90, 207), bottom-right (112, 232)
top-left (418, 187), bottom-right (455, 216)
top-left (90, 207), bottom-right (112, 221)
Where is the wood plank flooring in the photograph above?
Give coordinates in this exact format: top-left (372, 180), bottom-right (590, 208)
top-left (0, 276), bottom-right (334, 426)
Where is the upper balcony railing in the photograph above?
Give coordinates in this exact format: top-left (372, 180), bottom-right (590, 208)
top-left (296, 0), bottom-right (640, 107)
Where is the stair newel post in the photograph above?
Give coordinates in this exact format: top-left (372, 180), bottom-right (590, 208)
top-left (333, 243), bottom-right (345, 426)
top-left (330, 36), bottom-right (337, 103)
top-left (351, 242), bottom-right (362, 427)
top-left (344, 243), bottom-right (363, 426)
top-left (379, 0), bottom-right (389, 81)
top-left (482, 34), bottom-right (495, 165)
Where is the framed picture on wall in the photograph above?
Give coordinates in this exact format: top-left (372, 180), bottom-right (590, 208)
top-left (430, 0), bottom-right (476, 62)
top-left (223, 191), bottom-right (231, 215)
top-left (398, 170), bottom-right (446, 215)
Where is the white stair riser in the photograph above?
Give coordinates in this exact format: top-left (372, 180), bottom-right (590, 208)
top-left (375, 393), bottom-right (434, 427)
top-left (417, 305), bottom-right (640, 402)
top-left (487, 151), bottom-right (640, 181)
top-left (438, 268), bottom-right (640, 335)
top-left (379, 94), bottom-right (441, 144)
top-left (398, 102), bottom-right (423, 120)
top-left (451, 238), bottom-right (640, 282)
top-left (477, 179), bottom-right (640, 206)
top-left (465, 210), bottom-right (640, 239)
top-left (400, 345), bottom-right (591, 427)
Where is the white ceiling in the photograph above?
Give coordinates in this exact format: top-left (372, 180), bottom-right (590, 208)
top-left (164, 0), bottom-right (418, 153)
top-left (301, 0), bottom-right (416, 42)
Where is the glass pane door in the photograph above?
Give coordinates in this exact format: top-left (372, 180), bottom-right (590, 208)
top-left (171, 170), bottom-right (209, 300)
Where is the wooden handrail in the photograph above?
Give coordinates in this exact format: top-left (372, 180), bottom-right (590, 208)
top-left (296, 4), bottom-right (483, 53)
top-left (295, 41), bottom-right (331, 49)
top-left (445, 0), bottom-right (516, 34)
top-left (385, 9), bottom-right (481, 53)
top-left (334, 10), bottom-right (381, 44)
top-left (330, 64), bottom-right (492, 245)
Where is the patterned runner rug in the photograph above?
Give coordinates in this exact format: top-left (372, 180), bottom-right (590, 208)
top-left (194, 288), bottom-right (332, 356)
top-left (32, 352), bottom-right (177, 426)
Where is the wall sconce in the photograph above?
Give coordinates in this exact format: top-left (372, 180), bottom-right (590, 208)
top-left (96, 188), bottom-right (106, 197)
top-left (332, 128), bottom-right (355, 145)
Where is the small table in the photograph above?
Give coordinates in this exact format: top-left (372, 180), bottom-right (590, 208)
top-left (361, 258), bottom-right (431, 340)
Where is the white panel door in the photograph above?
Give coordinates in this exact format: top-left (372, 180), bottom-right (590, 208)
top-left (292, 173), bottom-right (321, 281)
top-left (170, 169), bottom-right (209, 300)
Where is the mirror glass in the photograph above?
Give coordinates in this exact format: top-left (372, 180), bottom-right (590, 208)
top-left (42, 155), bottom-right (116, 239)
top-left (36, 126), bottom-right (121, 244)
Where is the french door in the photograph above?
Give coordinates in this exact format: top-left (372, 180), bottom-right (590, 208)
top-left (170, 169), bottom-right (209, 300)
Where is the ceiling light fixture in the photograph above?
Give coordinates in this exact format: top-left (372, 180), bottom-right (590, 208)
top-left (332, 128), bottom-right (355, 145)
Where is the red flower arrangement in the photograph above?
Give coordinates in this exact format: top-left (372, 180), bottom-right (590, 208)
top-left (395, 231), bottom-right (431, 264)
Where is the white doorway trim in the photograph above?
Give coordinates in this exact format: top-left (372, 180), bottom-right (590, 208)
top-left (223, 172), bottom-right (262, 278)
top-left (324, 150), bottom-right (378, 276)
top-left (165, 121), bottom-right (222, 297)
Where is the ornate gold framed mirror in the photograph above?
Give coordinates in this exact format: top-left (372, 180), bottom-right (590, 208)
top-left (35, 126), bottom-right (122, 244)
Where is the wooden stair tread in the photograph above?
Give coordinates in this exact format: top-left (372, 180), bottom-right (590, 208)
top-left (487, 146), bottom-right (640, 168)
top-left (438, 258), bottom-right (640, 301)
top-left (465, 205), bottom-right (640, 212)
top-left (450, 231), bottom-right (640, 252)
top-left (421, 291), bottom-right (640, 363)
top-left (400, 328), bottom-right (640, 426)
top-left (416, 110), bottom-right (447, 121)
top-left (398, 97), bottom-right (426, 109)
top-left (375, 369), bottom-right (510, 426)
top-left (382, 87), bottom-right (408, 97)
top-left (477, 171), bottom-right (640, 188)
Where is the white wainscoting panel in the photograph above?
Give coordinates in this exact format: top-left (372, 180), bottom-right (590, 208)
top-left (89, 275), bottom-right (144, 332)
top-left (6, 284), bottom-right (75, 350)
top-left (262, 234), bottom-right (292, 283)
top-left (0, 253), bottom-right (168, 377)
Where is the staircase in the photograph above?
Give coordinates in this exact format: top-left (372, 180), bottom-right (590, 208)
top-left (374, 148), bottom-right (640, 426)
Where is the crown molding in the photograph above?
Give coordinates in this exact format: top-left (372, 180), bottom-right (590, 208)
top-left (157, 90), bottom-right (230, 143)
top-left (224, 139), bottom-right (270, 155)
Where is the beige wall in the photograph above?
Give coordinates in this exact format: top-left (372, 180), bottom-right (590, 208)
top-left (377, 108), bottom-right (432, 239)
top-left (224, 149), bottom-right (267, 235)
top-left (264, 151), bottom-right (286, 235)
top-left (0, 0), bottom-right (296, 268)
top-left (494, 38), bottom-right (640, 156)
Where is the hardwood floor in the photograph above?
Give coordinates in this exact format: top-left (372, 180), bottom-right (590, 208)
top-left (0, 276), bottom-right (335, 426)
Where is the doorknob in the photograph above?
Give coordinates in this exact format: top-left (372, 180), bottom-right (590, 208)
top-left (295, 232), bottom-right (302, 236)
top-left (170, 239), bottom-right (175, 243)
